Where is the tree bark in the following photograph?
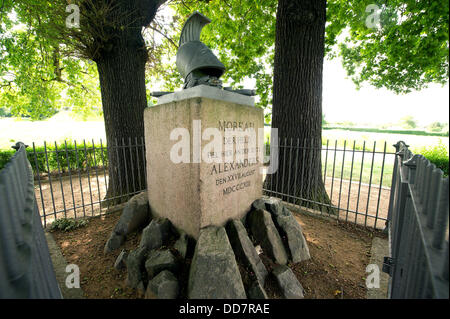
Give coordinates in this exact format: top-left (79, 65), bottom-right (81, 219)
top-left (93, 0), bottom-right (161, 204)
top-left (266, 0), bottom-right (333, 212)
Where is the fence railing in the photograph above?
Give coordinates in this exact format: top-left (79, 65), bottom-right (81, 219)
top-left (32, 138), bottom-right (146, 227)
top-left (263, 138), bottom-right (395, 229)
top-left (0, 142), bottom-right (61, 298)
top-left (26, 137), bottom-right (395, 230)
top-left (385, 141), bottom-right (449, 299)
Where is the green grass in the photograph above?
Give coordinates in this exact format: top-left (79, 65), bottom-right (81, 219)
top-left (49, 218), bottom-right (88, 232)
top-left (321, 138), bottom-right (395, 153)
top-left (322, 152), bottom-right (394, 188)
top-left (323, 126), bottom-right (449, 137)
top-left (0, 112), bottom-right (106, 149)
top-left (0, 141), bottom-right (108, 172)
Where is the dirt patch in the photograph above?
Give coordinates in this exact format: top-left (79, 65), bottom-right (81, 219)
top-left (291, 212), bottom-right (380, 299)
top-left (36, 173), bottom-right (390, 229)
top-left (50, 211), bottom-right (139, 299)
top-left (51, 208), bottom-right (383, 299)
top-left (324, 178), bottom-right (390, 229)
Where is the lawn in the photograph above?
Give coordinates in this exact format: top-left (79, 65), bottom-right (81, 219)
top-left (0, 112), bottom-right (106, 149)
top-left (321, 148), bottom-right (395, 187)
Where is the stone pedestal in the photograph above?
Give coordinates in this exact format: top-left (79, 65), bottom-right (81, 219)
top-left (144, 85), bottom-right (264, 239)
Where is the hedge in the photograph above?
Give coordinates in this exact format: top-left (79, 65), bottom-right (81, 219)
top-left (1, 139), bottom-right (447, 178)
top-left (0, 142), bottom-right (109, 174)
top-left (415, 141), bottom-right (449, 177)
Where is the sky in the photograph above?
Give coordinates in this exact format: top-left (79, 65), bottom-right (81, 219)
top-left (322, 58), bottom-right (449, 127)
top-left (154, 6), bottom-right (449, 129)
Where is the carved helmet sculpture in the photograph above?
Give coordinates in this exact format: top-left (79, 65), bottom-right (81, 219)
top-left (176, 12), bottom-right (226, 89)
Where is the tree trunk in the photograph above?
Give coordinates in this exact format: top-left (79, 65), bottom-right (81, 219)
top-left (265, 0), bottom-right (333, 213)
top-left (94, 0), bottom-right (159, 204)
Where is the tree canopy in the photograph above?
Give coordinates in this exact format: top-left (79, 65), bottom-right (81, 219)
top-left (1, 0), bottom-right (448, 120)
top-left (151, 0), bottom-right (448, 114)
top-left (0, 1), bottom-right (102, 120)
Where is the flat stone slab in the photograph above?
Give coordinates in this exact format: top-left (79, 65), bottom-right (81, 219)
top-left (157, 85), bottom-right (255, 107)
top-left (247, 209), bottom-right (288, 265)
top-left (145, 270), bottom-right (179, 299)
top-left (272, 265), bottom-right (304, 299)
top-left (277, 207), bottom-right (310, 263)
top-left (188, 226), bottom-right (246, 299)
top-left (226, 219), bottom-right (268, 286)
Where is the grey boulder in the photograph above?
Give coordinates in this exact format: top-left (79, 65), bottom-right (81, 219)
top-left (114, 249), bottom-right (128, 270)
top-left (272, 265), bottom-right (304, 299)
top-left (262, 197), bottom-right (283, 216)
top-left (104, 192), bottom-right (150, 254)
top-left (247, 209), bottom-right (288, 265)
top-left (226, 219), bottom-right (268, 286)
top-left (137, 281), bottom-right (146, 298)
top-left (139, 218), bottom-right (172, 251)
top-left (114, 191), bottom-right (151, 236)
top-left (248, 281), bottom-right (269, 299)
top-left (188, 226), bottom-right (246, 299)
top-left (251, 198), bottom-right (268, 211)
top-left (104, 232), bottom-right (125, 254)
top-left (275, 206), bottom-right (310, 263)
top-left (125, 247), bottom-right (148, 289)
top-left (174, 232), bottom-right (190, 259)
top-left (145, 270), bottom-right (179, 299)
top-left (145, 249), bottom-right (179, 279)
top-left (253, 198), bottom-right (310, 263)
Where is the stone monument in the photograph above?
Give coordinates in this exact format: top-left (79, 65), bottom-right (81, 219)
top-left (106, 12), bottom-right (309, 300)
top-left (144, 12), bottom-right (264, 239)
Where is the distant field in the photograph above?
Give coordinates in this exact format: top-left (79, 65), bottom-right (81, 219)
top-left (321, 129), bottom-right (449, 154)
top-left (2, 115), bottom-right (447, 188)
top-left (0, 113), bottom-right (106, 149)
top-left (323, 126), bottom-right (449, 137)
top-left (263, 127), bottom-right (448, 154)
top-left (1, 114), bottom-right (448, 154)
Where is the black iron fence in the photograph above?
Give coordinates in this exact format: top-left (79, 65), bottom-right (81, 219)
top-left (384, 141), bottom-right (449, 299)
top-left (27, 137), bottom-right (395, 230)
top-left (32, 138), bottom-right (146, 227)
top-left (0, 142), bottom-right (61, 298)
top-left (263, 138), bottom-right (395, 229)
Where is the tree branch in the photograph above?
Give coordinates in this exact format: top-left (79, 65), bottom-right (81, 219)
top-left (148, 24), bottom-right (178, 49)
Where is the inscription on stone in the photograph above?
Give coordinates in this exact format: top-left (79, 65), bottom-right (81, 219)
top-left (209, 120), bottom-right (260, 197)
top-left (144, 90), bottom-right (264, 239)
